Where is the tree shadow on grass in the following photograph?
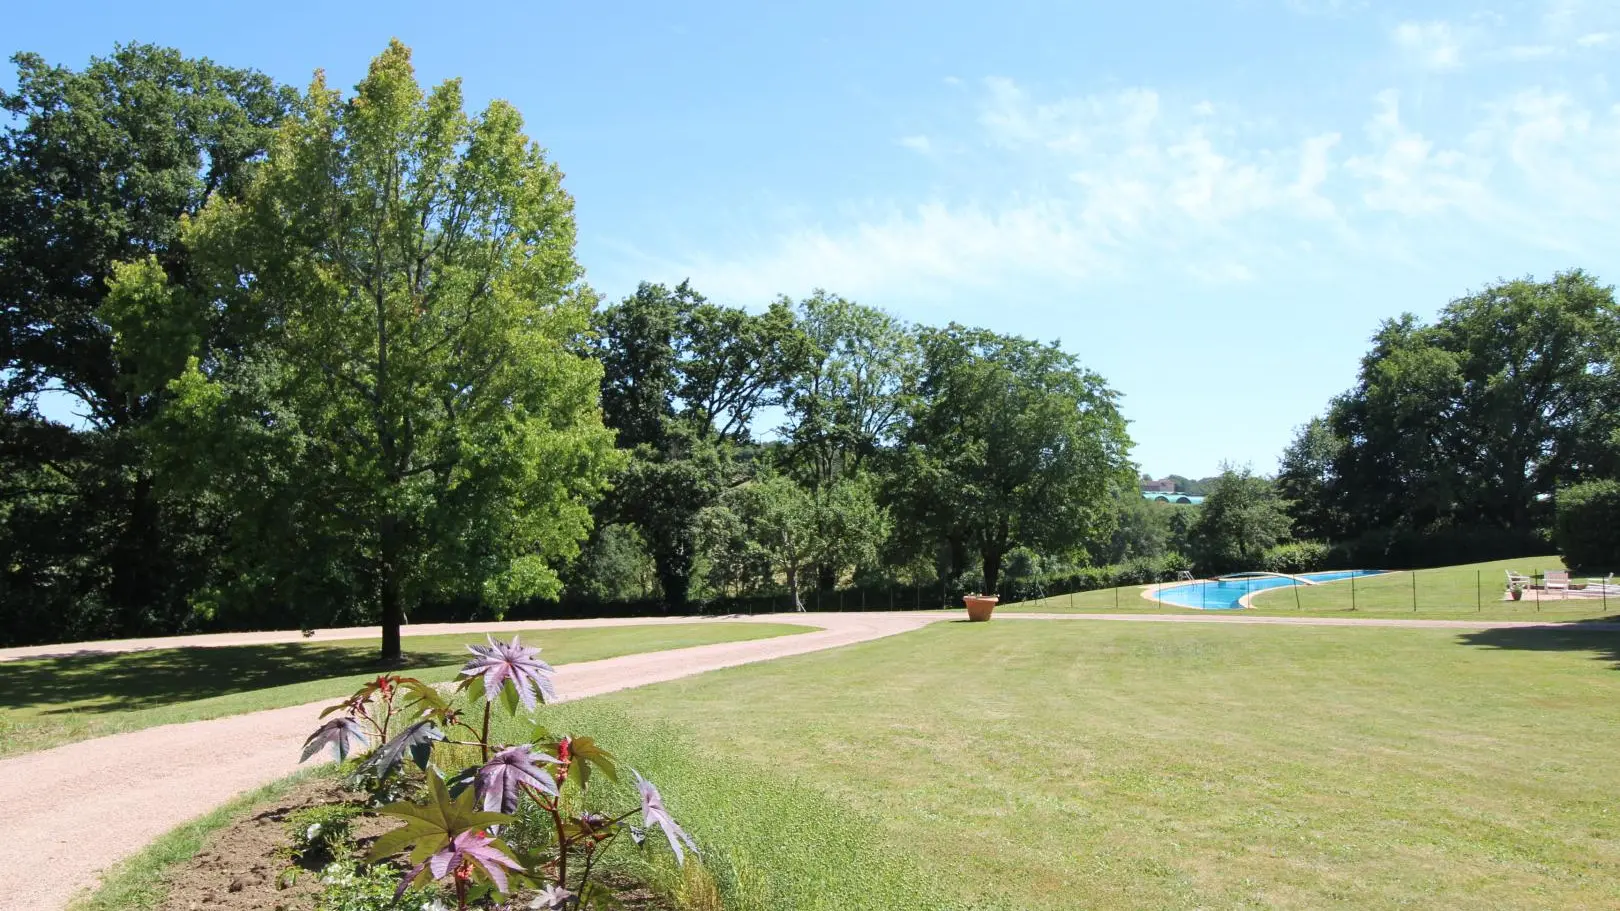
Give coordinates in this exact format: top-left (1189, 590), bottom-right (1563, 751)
top-left (1457, 618), bottom-right (1620, 669)
top-left (0, 641), bottom-right (472, 716)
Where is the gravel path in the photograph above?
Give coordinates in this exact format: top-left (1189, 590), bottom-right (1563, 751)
top-left (9, 613), bottom-right (929, 911)
top-left (11, 608), bottom-right (1616, 910)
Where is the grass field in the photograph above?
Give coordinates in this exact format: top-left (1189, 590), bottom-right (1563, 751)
top-left (1004, 556), bottom-right (1620, 622)
top-left (0, 622), bottom-right (811, 759)
top-left (512, 619), bottom-right (1620, 910)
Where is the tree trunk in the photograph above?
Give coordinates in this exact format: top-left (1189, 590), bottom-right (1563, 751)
top-left (816, 562), bottom-right (836, 592)
top-left (947, 535), bottom-right (969, 580)
top-left (379, 514), bottom-right (404, 663)
top-left (787, 563), bottom-right (804, 611)
top-left (982, 547), bottom-right (1004, 596)
top-left (655, 553), bottom-right (691, 612)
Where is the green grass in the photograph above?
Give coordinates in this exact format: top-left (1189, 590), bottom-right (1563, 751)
top-left (68, 766), bottom-right (333, 911)
top-left (1005, 556), bottom-right (1620, 622)
top-left (510, 619), bottom-right (1620, 910)
top-left (0, 622), bottom-right (811, 758)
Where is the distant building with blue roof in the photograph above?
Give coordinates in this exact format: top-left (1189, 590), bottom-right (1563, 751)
top-left (1142, 491), bottom-right (1204, 505)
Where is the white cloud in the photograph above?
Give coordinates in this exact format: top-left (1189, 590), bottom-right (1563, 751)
top-left (668, 71), bottom-right (1620, 304)
top-left (898, 135), bottom-right (933, 154)
top-left (1577, 31), bottom-right (1612, 46)
top-left (1393, 20), bottom-right (1466, 70)
top-left (1344, 91), bottom-right (1490, 217)
top-left (1504, 44), bottom-right (1560, 60)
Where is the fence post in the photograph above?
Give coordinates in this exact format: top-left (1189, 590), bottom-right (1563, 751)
top-left (1069, 588), bottom-right (1075, 609)
top-left (1350, 573), bottom-right (1357, 611)
top-left (1114, 584), bottom-right (1119, 609)
top-left (1293, 574), bottom-right (1301, 611)
top-left (1411, 571), bottom-right (1417, 612)
top-left (1476, 569), bottom-right (1481, 612)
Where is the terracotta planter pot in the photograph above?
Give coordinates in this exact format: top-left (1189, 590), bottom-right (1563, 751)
top-left (963, 594), bottom-right (1000, 622)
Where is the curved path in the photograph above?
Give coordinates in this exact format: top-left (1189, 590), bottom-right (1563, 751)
top-left (9, 609), bottom-right (1617, 911)
top-left (7, 613), bottom-right (928, 911)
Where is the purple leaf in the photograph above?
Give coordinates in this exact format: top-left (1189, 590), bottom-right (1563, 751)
top-left (475, 744), bottom-right (559, 813)
top-left (428, 830), bottom-right (524, 895)
top-left (634, 771), bottom-right (696, 865)
top-left (300, 717), bottom-right (368, 763)
top-left (362, 720), bottom-right (442, 778)
top-left (459, 635), bottom-right (556, 711)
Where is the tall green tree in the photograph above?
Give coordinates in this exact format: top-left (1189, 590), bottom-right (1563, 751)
top-left (1323, 271), bottom-right (1620, 539)
top-left (111, 42), bottom-right (617, 660)
top-left (780, 291), bottom-right (914, 589)
top-left (1276, 416), bottom-right (1345, 541)
top-left (1188, 466), bottom-right (1293, 573)
top-left (591, 281), bottom-right (805, 608)
top-left (892, 324), bottom-right (1133, 593)
top-left (0, 44), bottom-right (291, 644)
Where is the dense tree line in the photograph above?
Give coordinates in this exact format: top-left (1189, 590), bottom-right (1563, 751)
top-left (10, 42), bottom-right (1611, 654)
top-left (0, 43), bottom-right (1140, 651)
top-left (1277, 271), bottom-right (1620, 567)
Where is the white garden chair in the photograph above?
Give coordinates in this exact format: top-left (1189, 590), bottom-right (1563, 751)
top-left (1544, 570), bottom-right (1570, 599)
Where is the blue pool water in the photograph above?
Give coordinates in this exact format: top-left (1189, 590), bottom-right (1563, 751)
top-left (1154, 570), bottom-right (1386, 610)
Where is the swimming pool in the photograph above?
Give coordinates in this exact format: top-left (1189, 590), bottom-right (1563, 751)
top-left (1153, 570), bottom-right (1387, 610)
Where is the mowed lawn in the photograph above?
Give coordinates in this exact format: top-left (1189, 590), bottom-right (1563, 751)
top-left (1006, 556), bottom-right (1620, 622)
top-left (0, 622), bottom-right (811, 759)
top-left (521, 619), bottom-right (1620, 910)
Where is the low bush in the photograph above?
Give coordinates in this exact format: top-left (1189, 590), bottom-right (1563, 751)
top-left (1325, 523), bottom-right (1549, 570)
top-left (285, 804), bottom-right (363, 867)
top-left (1554, 481), bottom-right (1620, 571)
top-left (1259, 541), bottom-right (1330, 575)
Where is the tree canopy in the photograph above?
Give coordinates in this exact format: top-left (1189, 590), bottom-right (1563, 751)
top-left (107, 41), bottom-right (618, 659)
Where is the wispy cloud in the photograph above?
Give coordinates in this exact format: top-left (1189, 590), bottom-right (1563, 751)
top-left (1393, 20), bottom-right (1467, 70)
top-left (898, 135), bottom-right (933, 154)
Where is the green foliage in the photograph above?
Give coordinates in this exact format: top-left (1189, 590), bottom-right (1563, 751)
top-left (286, 804), bottom-right (363, 865)
top-left (313, 635), bottom-right (696, 909)
top-left (0, 43), bottom-right (291, 647)
top-left (1276, 418), bottom-right (1345, 542)
top-left (1189, 467), bottom-right (1293, 574)
top-left (593, 281), bottom-right (805, 609)
top-left (116, 42), bottom-right (619, 657)
top-left (1313, 271), bottom-right (1620, 544)
top-left (1258, 541), bottom-right (1330, 575)
top-left (890, 324), bottom-right (1133, 593)
top-left (1554, 480), bottom-right (1620, 571)
top-left (315, 862), bottom-right (439, 911)
top-left (567, 525), bottom-right (658, 602)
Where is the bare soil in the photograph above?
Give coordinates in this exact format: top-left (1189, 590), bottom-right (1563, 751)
top-left (156, 776), bottom-right (674, 911)
top-left (158, 777), bottom-right (377, 911)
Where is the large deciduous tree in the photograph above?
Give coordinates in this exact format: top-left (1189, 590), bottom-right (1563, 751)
top-left (592, 281), bottom-right (805, 609)
top-left (111, 42), bottom-right (617, 660)
top-left (1188, 466), bottom-right (1293, 573)
top-left (893, 324), bottom-right (1132, 594)
top-left (1311, 271), bottom-right (1620, 545)
top-left (0, 44), bottom-right (291, 645)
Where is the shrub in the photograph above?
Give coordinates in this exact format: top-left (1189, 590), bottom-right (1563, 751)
top-left (1555, 481), bottom-right (1620, 571)
top-left (1259, 541), bottom-right (1330, 575)
top-left (286, 804), bottom-right (363, 866)
top-left (1326, 523), bottom-right (1551, 570)
top-left (299, 635), bottom-right (695, 911)
top-left (315, 862), bottom-right (442, 911)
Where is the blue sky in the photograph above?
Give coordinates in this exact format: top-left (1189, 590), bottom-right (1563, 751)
top-left (9, 0), bottom-right (1620, 477)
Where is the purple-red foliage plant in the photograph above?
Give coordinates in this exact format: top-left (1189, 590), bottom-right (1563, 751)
top-left (300, 635), bottom-right (696, 910)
